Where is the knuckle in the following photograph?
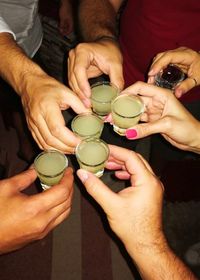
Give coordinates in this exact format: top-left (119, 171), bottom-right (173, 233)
top-left (33, 221), bottom-right (47, 236)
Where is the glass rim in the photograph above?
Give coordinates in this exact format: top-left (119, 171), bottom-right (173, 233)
top-left (91, 81), bottom-right (119, 103)
top-left (71, 112), bottom-right (103, 137)
top-left (75, 138), bottom-right (109, 166)
top-left (34, 149), bottom-right (68, 177)
top-left (111, 93), bottom-right (144, 118)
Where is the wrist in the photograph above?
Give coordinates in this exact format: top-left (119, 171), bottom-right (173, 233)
top-left (94, 35), bottom-right (118, 44)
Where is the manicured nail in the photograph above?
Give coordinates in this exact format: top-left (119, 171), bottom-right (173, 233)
top-left (125, 129), bottom-right (137, 139)
top-left (77, 169), bottom-right (89, 183)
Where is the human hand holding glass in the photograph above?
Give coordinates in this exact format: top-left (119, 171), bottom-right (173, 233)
top-left (68, 41), bottom-right (124, 107)
top-left (77, 144), bottom-right (196, 280)
top-left (21, 74), bottom-right (91, 154)
top-left (77, 144), bottom-right (164, 251)
top-left (0, 167), bottom-right (73, 254)
top-left (148, 47), bottom-right (200, 98)
top-left (124, 82), bottom-right (200, 154)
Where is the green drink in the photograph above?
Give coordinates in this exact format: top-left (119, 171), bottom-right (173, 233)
top-left (34, 150), bottom-right (68, 190)
top-left (91, 81), bottom-right (119, 116)
top-left (75, 138), bottom-right (109, 177)
top-left (71, 113), bottom-right (104, 139)
top-left (111, 94), bottom-right (144, 136)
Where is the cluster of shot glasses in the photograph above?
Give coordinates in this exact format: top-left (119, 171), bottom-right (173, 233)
top-left (34, 80), bottom-right (145, 190)
top-left (34, 64), bottom-right (184, 190)
top-left (71, 80), bottom-right (145, 178)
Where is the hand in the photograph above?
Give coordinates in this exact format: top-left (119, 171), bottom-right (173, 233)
top-left (59, 0), bottom-right (74, 36)
top-left (77, 145), bottom-right (164, 247)
top-left (124, 82), bottom-right (200, 153)
top-left (68, 40), bottom-right (124, 107)
top-left (0, 167), bottom-right (73, 254)
top-left (21, 74), bottom-right (91, 153)
top-left (148, 47), bottom-right (200, 98)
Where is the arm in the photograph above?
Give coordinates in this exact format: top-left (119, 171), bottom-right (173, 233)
top-left (0, 167), bottom-right (73, 254)
top-left (122, 82), bottom-right (200, 154)
top-left (77, 145), bottom-right (197, 279)
top-left (148, 47), bottom-right (200, 98)
top-left (59, 0), bottom-right (74, 36)
top-left (0, 33), bottom-right (90, 153)
top-left (78, 0), bottom-right (121, 41)
top-left (68, 0), bottom-right (124, 106)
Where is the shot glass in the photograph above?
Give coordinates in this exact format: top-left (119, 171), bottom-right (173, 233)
top-left (155, 64), bottom-right (185, 90)
top-left (91, 81), bottom-right (119, 117)
top-left (111, 93), bottom-right (144, 136)
top-left (75, 138), bottom-right (109, 177)
top-left (34, 150), bottom-right (68, 190)
top-left (71, 112), bottom-right (104, 139)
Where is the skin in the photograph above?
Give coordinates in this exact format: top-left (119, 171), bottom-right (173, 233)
top-left (148, 47), bottom-right (200, 98)
top-left (121, 82), bottom-right (200, 153)
top-left (68, 0), bottom-right (124, 107)
top-left (0, 33), bottom-right (91, 154)
top-left (59, 0), bottom-right (74, 36)
top-left (0, 167), bottom-right (74, 254)
top-left (77, 145), bottom-right (197, 280)
top-left (69, 2), bottom-right (200, 105)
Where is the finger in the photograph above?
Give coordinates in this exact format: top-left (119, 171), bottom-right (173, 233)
top-left (69, 48), bottom-right (93, 98)
top-left (68, 51), bottom-right (90, 106)
top-left (108, 145), bottom-right (153, 179)
top-left (109, 66), bottom-right (124, 91)
top-left (174, 78), bottom-right (198, 98)
top-left (39, 207), bottom-right (72, 239)
top-left (106, 161), bottom-right (124, 170)
top-left (149, 50), bottom-right (191, 76)
top-left (77, 169), bottom-right (120, 214)
top-left (33, 167), bottom-right (74, 210)
top-left (66, 91), bottom-right (92, 114)
top-left (114, 170), bottom-right (131, 180)
top-left (125, 121), bottom-right (167, 140)
top-left (32, 107), bottom-right (81, 152)
top-left (122, 81), bottom-right (168, 99)
top-left (5, 169), bottom-right (37, 193)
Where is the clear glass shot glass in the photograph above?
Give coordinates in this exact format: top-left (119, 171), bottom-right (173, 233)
top-left (71, 112), bottom-right (104, 139)
top-left (111, 93), bottom-right (144, 136)
top-left (155, 64), bottom-right (185, 90)
top-left (34, 150), bottom-right (68, 190)
top-left (75, 138), bottom-right (109, 177)
top-left (91, 81), bottom-right (119, 117)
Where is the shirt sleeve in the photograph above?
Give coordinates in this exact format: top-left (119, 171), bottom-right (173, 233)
top-left (0, 16), bottom-right (16, 40)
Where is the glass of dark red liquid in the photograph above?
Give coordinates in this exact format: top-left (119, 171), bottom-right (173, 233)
top-left (155, 64), bottom-right (186, 90)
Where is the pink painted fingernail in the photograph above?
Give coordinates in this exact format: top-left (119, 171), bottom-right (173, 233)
top-left (125, 129), bottom-right (137, 139)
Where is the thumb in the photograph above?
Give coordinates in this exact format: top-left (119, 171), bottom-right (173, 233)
top-left (125, 121), bottom-right (166, 139)
top-left (6, 169), bottom-right (37, 193)
top-left (67, 92), bottom-right (92, 113)
top-left (77, 169), bottom-right (119, 214)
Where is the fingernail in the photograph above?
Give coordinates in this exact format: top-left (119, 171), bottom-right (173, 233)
top-left (77, 169), bottom-right (89, 183)
top-left (125, 129), bottom-right (137, 139)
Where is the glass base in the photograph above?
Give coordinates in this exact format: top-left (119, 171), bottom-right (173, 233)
top-left (92, 109), bottom-right (108, 118)
top-left (41, 182), bottom-right (52, 191)
top-left (94, 169), bottom-right (104, 177)
top-left (113, 124), bottom-right (126, 136)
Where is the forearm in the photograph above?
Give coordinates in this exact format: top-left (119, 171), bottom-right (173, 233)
top-left (125, 235), bottom-right (197, 280)
top-left (0, 32), bottom-right (47, 97)
top-left (78, 0), bottom-right (118, 41)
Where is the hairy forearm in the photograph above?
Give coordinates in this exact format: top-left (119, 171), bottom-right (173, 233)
top-left (0, 33), bottom-right (47, 96)
top-left (78, 0), bottom-right (118, 41)
top-left (125, 235), bottom-right (197, 280)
